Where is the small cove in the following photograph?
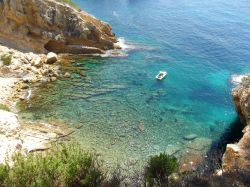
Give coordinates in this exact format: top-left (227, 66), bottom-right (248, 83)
top-left (19, 0), bottom-right (250, 170)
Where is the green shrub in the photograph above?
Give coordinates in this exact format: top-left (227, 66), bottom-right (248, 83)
top-left (0, 104), bottom-right (10, 111)
top-left (0, 143), bottom-right (105, 187)
top-left (0, 164), bottom-right (9, 186)
top-left (106, 165), bottom-right (125, 187)
top-left (0, 54), bottom-right (12, 66)
top-left (145, 152), bottom-right (178, 186)
top-left (56, 0), bottom-right (80, 10)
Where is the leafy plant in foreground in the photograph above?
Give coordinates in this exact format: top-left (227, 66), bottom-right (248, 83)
top-left (145, 152), bottom-right (178, 186)
top-left (0, 143), bottom-right (104, 187)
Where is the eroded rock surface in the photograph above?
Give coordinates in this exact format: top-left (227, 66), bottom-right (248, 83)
top-left (0, 109), bottom-right (72, 163)
top-left (0, 44), bottom-right (63, 88)
top-left (0, 0), bottom-right (117, 54)
top-left (222, 75), bottom-right (250, 173)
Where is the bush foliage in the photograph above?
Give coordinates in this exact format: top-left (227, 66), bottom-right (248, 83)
top-left (0, 104), bottom-right (10, 111)
top-left (56, 0), bottom-right (80, 10)
top-left (145, 152), bottom-right (178, 186)
top-left (0, 54), bottom-right (12, 66)
top-left (0, 145), bottom-right (248, 187)
top-left (0, 143), bottom-right (104, 187)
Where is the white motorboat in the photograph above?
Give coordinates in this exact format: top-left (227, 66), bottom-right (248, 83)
top-left (155, 71), bottom-right (167, 80)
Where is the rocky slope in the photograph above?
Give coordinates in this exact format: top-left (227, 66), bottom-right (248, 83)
top-left (0, 0), bottom-right (117, 54)
top-left (222, 75), bottom-right (250, 173)
top-left (0, 0), bottom-right (119, 163)
top-left (0, 44), bottom-right (74, 163)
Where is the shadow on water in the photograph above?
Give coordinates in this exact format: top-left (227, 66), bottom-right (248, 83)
top-left (200, 117), bottom-right (244, 174)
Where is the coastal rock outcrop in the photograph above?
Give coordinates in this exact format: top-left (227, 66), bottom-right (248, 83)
top-left (0, 0), bottom-right (117, 54)
top-left (0, 109), bottom-right (73, 163)
top-left (222, 75), bottom-right (250, 173)
top-left (0, 45), bottom-right (62, 86)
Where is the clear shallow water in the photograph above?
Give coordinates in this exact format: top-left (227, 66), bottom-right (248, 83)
top-left (20, 0), bottom-right (250, 168)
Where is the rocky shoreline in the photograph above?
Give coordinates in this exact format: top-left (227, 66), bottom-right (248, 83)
top-left (0, 44), bottom-right (75, 163)
top-left (0, 0), bottom-right (118, 163)
top-left (222, 75), bottom-right (250, 173)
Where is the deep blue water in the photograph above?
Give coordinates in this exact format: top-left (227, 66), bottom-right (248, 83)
top-left (20, 0), bottom-right (250, 168)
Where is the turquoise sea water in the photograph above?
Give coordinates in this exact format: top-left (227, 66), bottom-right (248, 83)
top-left (20, 0), bottom-right (250, 168)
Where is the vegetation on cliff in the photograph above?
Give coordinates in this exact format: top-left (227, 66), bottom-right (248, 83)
top-left (0, 54), bottom-right (12, 66)
top-left (0, 104), bottom-right (10, 111)
top-left (55, 0), bottom-right (80, 9)
top-left (0, 0), bottom-right (117, 54)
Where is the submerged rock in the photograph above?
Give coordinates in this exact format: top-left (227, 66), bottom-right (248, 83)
top-left (166, 144), bottom-right (183, 156)
top-left (138, 122), bottom-right (145, 132)
top-left (183, 134), bottom-right (198, 141)
top-left (186, 137), bottom-right (212, 151)
top-left (180, 149), bottom-right (204, 172)
top-left (64, 72), bottom-right (71, 78)
top-left (127, 157), bottom-right (138, 166)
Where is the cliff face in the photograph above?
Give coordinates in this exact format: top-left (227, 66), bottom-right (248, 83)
top-left (222, 76), bottom-right (250, 172)
top-left (0, 0), bottom-right (117, 54)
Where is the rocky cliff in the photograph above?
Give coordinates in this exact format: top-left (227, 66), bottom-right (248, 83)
top-left (222, 75), bottom-right (250, 173)
top-left (0, 0), bottom-right (117, 54)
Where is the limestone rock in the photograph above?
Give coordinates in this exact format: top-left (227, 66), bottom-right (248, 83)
top-left (186, 137), bottom-right (212, 151)
top-left (0, 110), bottom-right (21, 163)
top-left (64, 72), bottom-right (71, 78)
top-left (0, 109), bottom-right (73, 163)
top-left (30, 66), bottom-right (40, 74)
top-left (32, 56), bottom-right (42, 67)
top-left (24, 53), bottom-right (34, 62)
top-left (0, 0), bottom-right (117, 54)
top-left (0, 77), bottom-right (17, 104)
top-left (50, 76), bottom-right (57, 82)
top-left (222, 125), bottom-right (250, 172)
top-left (11, 58), bottom-right (22, 66)
top-left (21, 84), bottom-right (29, 89)
top-left (46, 52), bottom-right (58, 64)
top-left (222, 75), bottom-right (250, 173)
top-left (22, 76), bottom-right (33, 83)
